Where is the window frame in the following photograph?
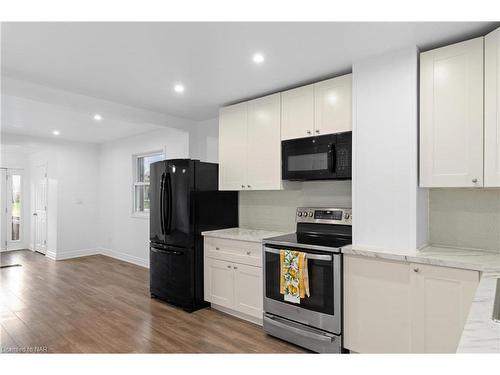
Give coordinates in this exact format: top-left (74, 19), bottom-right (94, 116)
top-left (131, 150), bottom-right (164, 219)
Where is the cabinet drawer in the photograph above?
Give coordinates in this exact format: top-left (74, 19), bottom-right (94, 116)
top-left (204, 237), bottom-right (262, 267)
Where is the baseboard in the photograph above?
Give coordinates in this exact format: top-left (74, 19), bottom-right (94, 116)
top-left (54, 248), bottom-right (102, 261)
top-left (98, 248), bottom-right (149, 268)
top-left (46, 250), bottom-right (57, 260)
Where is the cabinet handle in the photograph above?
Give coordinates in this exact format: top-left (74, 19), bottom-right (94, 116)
top-left (246, 251), bottom-right (251, 255)
top-left (472, 178), bottom-right (478, 184)
top-left (307, 130), bottom-right (312, 135)
top-left (215, 247), bottom-right (220, 250)
top-left (247, 185), bottom-right (251, 188)
top-left (241, 185), bottom-right (245, 188)
top-left (233, 266), bottom-right (238, 270)
top-left (413, 268), bottom-right (419, 273)
top-left (315, 129), bottom-right (320, 134)
top-left (227, 265), bottom-right (231, 269)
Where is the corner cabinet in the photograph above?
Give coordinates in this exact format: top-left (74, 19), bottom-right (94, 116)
top-left (281, 74), bottom-right (352, 140)
top-left (485, 27), bottom-right (500, 187)
top-left (204, 236), bottom-right (263, 324)
top-left (420, 37), bottom-right (484, 188)
top-left (343, 255), bottom-right (479, 353)
top-left (219, 93), bottom-right (281, 191)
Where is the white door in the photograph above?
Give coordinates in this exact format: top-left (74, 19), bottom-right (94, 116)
top-left (233, 263), bottom-right (263, 319)
top-left (247, 93), bottom-right (282, 190)
top-left (206, 258), bottom-right (234, 309)
top-left (281, 84), bottom-right (315, 140)
top-left (6, 170), bottom-right (24, 250)
top-left (218, 103), bottom-right (248, 190)
top-left (485, 27), bottom-right (500, 187)
top-left (0, 169), bottom-right (7, 251)
top-left (314, 74), bottom-right (352, 135)
top-left (420, 37), bottom-right (484, 187)
top-left (33, 164), bottom-right (47, 254)
top-left (410, 263), bottom-right (479, 353)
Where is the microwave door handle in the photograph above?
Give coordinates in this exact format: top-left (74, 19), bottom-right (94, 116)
top-left (330, 144), bottom-right (337, 173)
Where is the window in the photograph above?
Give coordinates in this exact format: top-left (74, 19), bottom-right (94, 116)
top-left (133, 151), bottom-right (163, 216)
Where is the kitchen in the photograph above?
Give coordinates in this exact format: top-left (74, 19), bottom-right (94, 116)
top-left (0, 19), bottom-right (499, 366)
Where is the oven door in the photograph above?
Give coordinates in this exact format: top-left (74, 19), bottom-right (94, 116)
top-left (263, 244), bottom-right (342, 334)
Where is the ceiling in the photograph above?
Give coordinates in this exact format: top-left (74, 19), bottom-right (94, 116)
top-left (2, 22), bottom-right (498, 121)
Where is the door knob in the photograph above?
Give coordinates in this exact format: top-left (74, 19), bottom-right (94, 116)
top-left (472, 178), bottom-right (478, 184)
top-left (33, 213), bottom-right (38, 216)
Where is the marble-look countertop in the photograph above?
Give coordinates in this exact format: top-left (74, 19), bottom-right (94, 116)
top-left (201, 227), bottom-right (287, 243)
top-left (343, 244), bottom-right (500, 353)
top-left (342, 245), bottom-right (500, 274)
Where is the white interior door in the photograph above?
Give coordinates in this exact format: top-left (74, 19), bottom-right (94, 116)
top-left (33, 164), bottom-right (48, 255)
top-left (6, 170), bottom-right (24, 250)
top-left (0, 169), bottom-right (7, 251)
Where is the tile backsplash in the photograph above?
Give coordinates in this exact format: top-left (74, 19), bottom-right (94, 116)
top-left (429, 189), bottom-right (500, 252)
top-left (239, 181), bottom-right (352, 233)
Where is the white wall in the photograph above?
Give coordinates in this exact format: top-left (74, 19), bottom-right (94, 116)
top-left (352, 46), bottom-right (429, 255)
top-left (189, 118), bottom-right (219, 163)
top-left (98, 126), bottom-right (190, 267)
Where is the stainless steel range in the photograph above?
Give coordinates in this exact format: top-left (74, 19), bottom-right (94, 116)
top-left (262, 207), bottom-right (352, 353)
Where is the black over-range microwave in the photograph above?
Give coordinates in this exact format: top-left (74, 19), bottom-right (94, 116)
top-left (281, 131), bottom-right (352, 181)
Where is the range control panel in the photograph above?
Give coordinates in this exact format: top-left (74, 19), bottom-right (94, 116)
top-left (296, 207), bottom-right (352, 226)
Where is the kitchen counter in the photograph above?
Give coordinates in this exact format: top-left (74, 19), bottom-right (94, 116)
top-left (343, 244), bottom-right (500, 353)
top-left (342, 245), bottom-right (500, 274)
top-left (201, 227), bottom-right (287, 243)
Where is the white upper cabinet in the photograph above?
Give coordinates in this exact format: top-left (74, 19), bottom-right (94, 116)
top-left (247, 93), bottom-right (282, 190)
top-left (485, 27), bottom-right (500, 187)
top-left (314, 74), bottom-right (352, 135)
top-left (281, 84), bottom-right (315, 140)
top-left (420, 37), bottom-right (484, 187)
top-left (219, 102), bottom-right (248, 190)
top-left (219, 94), bottom-right (282, 191)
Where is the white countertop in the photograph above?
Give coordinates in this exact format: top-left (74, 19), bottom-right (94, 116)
top-left (343, 245), bottom-right (500, 274)
top-left (201, 227), bottom-right (287, 243)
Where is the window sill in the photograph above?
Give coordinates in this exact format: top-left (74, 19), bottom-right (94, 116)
top-left (131, 213), bottom-right (149, 220)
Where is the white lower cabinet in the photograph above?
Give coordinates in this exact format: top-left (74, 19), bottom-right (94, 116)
top-left (204, 237), bottom-right (263, 324)
top-left (344, 255), bottom-right (479, 353)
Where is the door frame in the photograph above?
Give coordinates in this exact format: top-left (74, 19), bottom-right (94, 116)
top-left (33, 163), bottom-right (48, 255)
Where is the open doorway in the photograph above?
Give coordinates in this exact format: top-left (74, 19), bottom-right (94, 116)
top-left (0, 168), bottom-right (24, 251)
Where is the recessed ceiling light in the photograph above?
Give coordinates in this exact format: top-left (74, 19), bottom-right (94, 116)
top-left (52, 130), bottom-right (60, 136)
top-left (93, 114), bottom-right (103, 121)
top-left (174, 84), bottom-right (185, 93)
top-left (252, 53), bottom-right (265, 64)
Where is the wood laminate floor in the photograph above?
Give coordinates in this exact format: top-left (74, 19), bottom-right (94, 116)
top-left (0, 250), bottom-right (306, 353)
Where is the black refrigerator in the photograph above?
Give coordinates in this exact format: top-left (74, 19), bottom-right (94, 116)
top-left (149, 159), bottom-right (238, 312)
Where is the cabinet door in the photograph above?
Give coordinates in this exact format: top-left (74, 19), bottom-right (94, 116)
top-left (233, 263), bottom-right (263, 319)
top-left (343, 255), bottom-right (413, 353)
top-left (206, 258), bottom-right (235, 309)
top-left (485, 27), bottom-right (500, 187)
top-left (314, 74), bottom-right (352, 135)
top-left (219, 103), bottom-right (247, 190)
top-left (420, 37), bottom-right (484, 187)
top-left (410, 263), bottom-right (479, 353)
top-left (247, 93), bottom-right (282, 190)
top-left (281, 84), bottom-right (314, 140)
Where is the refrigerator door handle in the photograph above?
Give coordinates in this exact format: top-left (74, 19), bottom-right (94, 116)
top-left (165, 173), bottom-right (173, 234)
top-left (159, 173), bottom-right (166, 235)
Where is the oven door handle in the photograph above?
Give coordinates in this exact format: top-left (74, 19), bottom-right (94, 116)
top-left (264, 247), bottom-right (332, 261)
